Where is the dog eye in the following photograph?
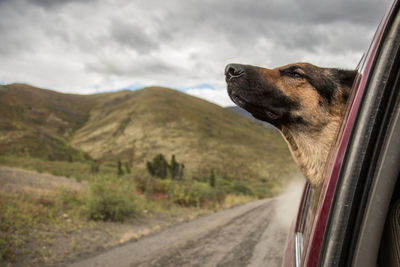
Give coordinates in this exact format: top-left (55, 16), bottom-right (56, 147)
top-left (289, 71), bottom-right (302, 78)
top-left (280, 68), bottom-right (303, 79)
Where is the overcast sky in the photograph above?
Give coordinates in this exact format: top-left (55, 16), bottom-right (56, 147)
top-left (0, 0), bottom-right (392, 106)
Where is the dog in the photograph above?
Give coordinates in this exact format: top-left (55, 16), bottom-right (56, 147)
top-left (225, 63), bottom-right (356, 186)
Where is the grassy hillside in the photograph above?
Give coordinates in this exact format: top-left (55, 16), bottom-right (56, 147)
top-left (0, 84), bottom-right (96, 161)
top-left (72, 86), bottom-right (296, 181)
top-left (0, 84), bottom-right (297, 182)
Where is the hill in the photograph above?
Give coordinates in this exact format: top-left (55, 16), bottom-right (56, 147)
top-left (0, 84), bottom-right (296, 181)
top-left (0, 83), bottom-right (96, 160)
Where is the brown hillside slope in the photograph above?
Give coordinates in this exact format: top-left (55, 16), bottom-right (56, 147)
top-left (71, 87), bottom-right (296, 180)
top-left (0, 83), bottom-right (296, 181)
top-left (0, 84), bottom-right (96, 160)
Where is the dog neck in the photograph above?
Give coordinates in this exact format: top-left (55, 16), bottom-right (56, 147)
top-left (281, 119), bottom-right (341, 186)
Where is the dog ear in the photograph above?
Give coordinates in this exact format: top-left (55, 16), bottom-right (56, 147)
top-left (338, 69), bottom-right (357, 88)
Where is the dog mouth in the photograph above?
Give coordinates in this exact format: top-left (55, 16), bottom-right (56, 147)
top-left (264, 110), bottom-right (280, 120)
top-left (230, 93), bottom-right (281, 121)
top-left (230, 94), bottom-right (246, 107)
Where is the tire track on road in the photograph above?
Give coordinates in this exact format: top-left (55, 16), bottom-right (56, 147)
top-left (69, 199), bottom-right (278, 267)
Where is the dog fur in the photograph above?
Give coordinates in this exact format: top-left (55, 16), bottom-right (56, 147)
top-left (225, 63), bottom-right (356, 186)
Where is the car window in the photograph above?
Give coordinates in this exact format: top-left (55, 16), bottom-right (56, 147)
top-left (292, 48), bottom-right (367, 266)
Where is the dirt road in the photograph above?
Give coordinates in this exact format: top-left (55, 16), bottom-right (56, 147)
top-left (69, 197), bottom-right (292, 267)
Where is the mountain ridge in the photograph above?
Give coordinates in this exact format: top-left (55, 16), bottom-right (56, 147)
top-left (0, 83), bottom-right (296, 181)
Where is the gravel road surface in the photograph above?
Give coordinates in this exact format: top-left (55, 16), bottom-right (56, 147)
top-left (69, 197), bottom-right (291, 267)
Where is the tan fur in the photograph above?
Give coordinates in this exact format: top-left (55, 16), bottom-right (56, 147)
top-left (271, 64), bottom-right (350, 185)
top-left (281, 118), bottom-right (342, 185)
top-left (226, 62), bottom-right (354, 186)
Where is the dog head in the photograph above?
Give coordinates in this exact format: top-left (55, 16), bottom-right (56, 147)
top-left (225, 63), bottom-right (356, 132)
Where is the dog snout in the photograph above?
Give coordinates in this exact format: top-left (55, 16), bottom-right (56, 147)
top-left (225, 64), bottom-right (245, 81)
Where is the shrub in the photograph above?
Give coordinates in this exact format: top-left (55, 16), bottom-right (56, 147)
top-left (147, 154), bottom-right (185, 179)
top-left (153, 179), bottom-right (171, 194)
top-left (188, 182), bottom-right (213, 207)
top-left (133, 173), bottom-right (152, 193)
top-left (231, 181), bottom-right (255, 196)
top-left (253, 186), bottom-right (273, 199)
top-left (146, 154), bottom-right (168, 179)
top-left (168, 182), bottom-right (194, 206)
top-left (217, 177), bottom-right (234, 193)
top-left (169, 155), bottom-right (179, 178)
top-left (209, 170), bottom-right (216, 187)
top-left (178, 164), bottom-right (185, 179)
top-left (214, 186), bottom-right (227, 206)
top-left (168, 155), bottom-right (184, 179)
top-left (168, 181), bottom-right (226, 208)
top-left (86, 176), bottom-right (140, 222)
top-left (117, 160), bottom-right (124, 176)
top-left (124, 163), bottom-right (131, 174)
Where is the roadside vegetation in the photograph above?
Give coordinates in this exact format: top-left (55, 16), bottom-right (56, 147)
top-left (0, 153), bottom-right (276, 266)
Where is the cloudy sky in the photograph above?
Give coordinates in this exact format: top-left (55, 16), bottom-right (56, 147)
top-left (0, 0), bottom-right (392, 106)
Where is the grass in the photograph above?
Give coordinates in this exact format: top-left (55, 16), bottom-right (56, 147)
top-left (0, 157), bottom-right (263, 266)
top-left (0, 188), bottom-right (88, 264)
top-left (0, 155), bottom-right (115, 182)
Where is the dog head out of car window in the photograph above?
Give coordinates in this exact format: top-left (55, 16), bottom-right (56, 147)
top-left (225, 62), bottom-right (357, 186)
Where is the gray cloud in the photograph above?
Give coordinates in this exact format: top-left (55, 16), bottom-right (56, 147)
top-left (30, 0), bottom-right (98, 9)
top-left (85, 55), bottom-right (180, 77)
top-left (0, 0), bottom-right (393, 105)
top-left (109, 18), bottom-right (160, 54)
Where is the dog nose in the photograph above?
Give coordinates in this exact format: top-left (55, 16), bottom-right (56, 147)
top-left (225, 64), bottom-right (245, 80)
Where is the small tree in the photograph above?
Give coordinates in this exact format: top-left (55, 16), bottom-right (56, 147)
top-left (146, 154), bottom-right (168, 179)
top-left (146, 161), bottom-right (155, 176)
top-left (117, 160), bottom-right (124, 176)
top-left (124, 162), bottom-right (131, 174)
top-left (209, 169), bottom-right (216, 187)
top-left (178, 163), bottom-right (185, 179)
top-left (169, 154), bottom-right (180, 179)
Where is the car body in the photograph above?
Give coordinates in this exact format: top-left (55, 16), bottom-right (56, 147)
top-left (282, 0), bottom-right (400, 266)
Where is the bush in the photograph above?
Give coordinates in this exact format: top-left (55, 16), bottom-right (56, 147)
top-left (168, 181), bottom-right (226, 208)
top-left (231, 181), bottom-right (255, 196)
top-left (117, 160), bottom-right (124, 176)
top-left (147, 154), bottom-right (185, 179)
top-left (214, 186), bottom-right (227, 206)
top-left (168, 155), bottom-right (184, 179)
top-left (169, 155), bottom-right (179, 178)
top-left (209, 170), bottom-right (216, 187)
top-left (153, 179), bottom-right (171, 194)
top-left (133, 173), bottom-right (152, 193)
top-left (253, 186), bottom-right (273, 199)
top-left (124, 163), bottom-right (131, 174)
top-left (86, 176), bottom-right (140, 222)
top-left (188, 182), bottom-right (213, 207)
top-left (146, 154), bottom-right (168, 179)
